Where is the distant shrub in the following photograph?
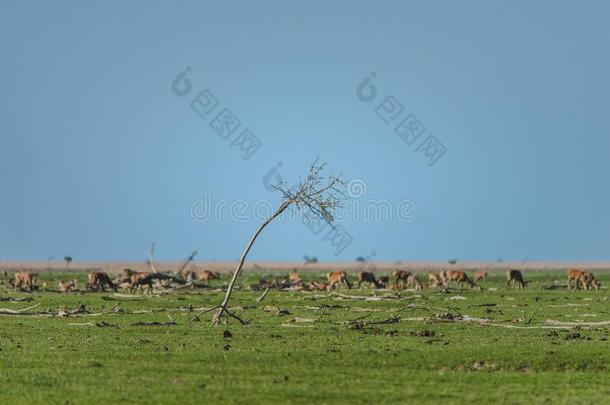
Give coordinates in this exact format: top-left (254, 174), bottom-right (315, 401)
top-left (304, 256), bottom-right (318, 264)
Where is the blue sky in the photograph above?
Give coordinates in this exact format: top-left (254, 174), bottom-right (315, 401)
top-left (1, 0), bottom-right (609, 262)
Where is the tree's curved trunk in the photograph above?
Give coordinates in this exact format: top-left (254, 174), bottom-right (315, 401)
top-left (212, 201), bottom-right (291, 324)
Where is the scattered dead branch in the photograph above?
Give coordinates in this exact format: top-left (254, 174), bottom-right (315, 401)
top-left (256, 287), bottom-right (270, 302)
top-left (544, 319), bottom-right (610, 327)
top-left (96, 321), bottom-right (120, 328)
top-left (0, 297), bottom-right (33, 302)
top-left (305, 292), bottom-right (414, 302)
top-left (131, 321), bottom-right (177, 327)
top-left (345, 316), bottom-right (400, 329)
top-left (290, 317), bottom-right (317, 323)
top-left (264, 306), bottom-right (290, 316)
top-left (0, 303), bottom-right (40, 314)
top-left (58, 304), bottom-right (88, 317)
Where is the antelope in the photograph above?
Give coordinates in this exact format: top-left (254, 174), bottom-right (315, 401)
top-left (506, 269), bottom-right (527, 289)
top-left (129, 272), bottom-right (154, 294)
top-left (14, 271), bottom-right (34, 291)
top-left (567, 269), bottom-right (600, 290)
top-left (326, 271), bottom-right (351, 291)
top-left (446, 271), bottom-right (476, 288)
top-left (570, 270), bottom-right (601, 290)
top-left (88, 272), bottom-right (117, 292)
top-left (288, 272), bottom-right (302, 284)
top-left (579, 272), bottom-right (601, 290)
top-left (58, 279), bottom-right (78, 293)
top-left (197, 270), bottom-right (221, 283)
top-left (472, 271), bottom-right (488, 282)
top-left (406, 275), bottom-right (423, 290)
top-left (427, 272), bottom-right (446, 288)
top-left (181, 270), bottom-right (197, 283)
top-left (567, 269), bottom-right (585, 290)
top-left (392, 270), bottom-right (412, 289)
top-left (377, 275), bottom-right (389, 289)
top-left (115, 268), bottom-right (137, 285)
top-left (357, 271), bottom-right (379, 289)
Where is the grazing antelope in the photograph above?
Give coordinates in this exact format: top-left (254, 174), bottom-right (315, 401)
top-left (357, 271), bottom-right (379, 289)
top-left (14, 271), bottom-right (34, 292)
top-left (288, 272), bottom-right (302, 284)
top-left (392, 270), bottom-right (412, 289)
top-left (326, 271), bottom-right (351, 291)
top-left (579, 272), bottom-right (601, 290)
top-left (427, 272), bottom-right (446, 288)
top-left (506, 269), bottom-right (527, 289)
top-left (181, 270), bottom-right (197, 283)
top-left (114, 268), bottom-right (138, 285)
top-left (570, 270), bottom-right (601, 290)
top-left (88, 272), bottom-right (117, 292)
top-left (446, 271), bottom-right (476, 288)
top-left (566, 269), bottom-right (600, 290)
top-left (129, 272), bottom-right (154, 294)
top-left (197, 270), bottom-right (221, 283)
top-left (472, 271), bottom-right (488, 282)
top-left (567, 269), bottom-right (585, 290)
top-left (58, 279), bottom-right (78, 293)
top-left (406, 275), bottom-right (423, 290)
top-left (377, 275), bottom-right (389, 289)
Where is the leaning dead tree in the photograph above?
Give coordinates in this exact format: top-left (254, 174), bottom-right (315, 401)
top-left (204, 158), bottom-right (346, 325)
top-left (176, 249), bottom-right (198, 276)
top-left (146, 243), bottom-right (158, 273)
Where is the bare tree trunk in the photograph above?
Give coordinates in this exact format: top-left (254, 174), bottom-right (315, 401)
top-left (176, 250), bottom-right (197, 277)
top-left (147, 243), bottom-right (157, 273)
top-left (212, 201), bottom-right (290, 324)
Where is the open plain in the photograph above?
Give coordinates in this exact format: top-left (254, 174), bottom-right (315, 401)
top-left (1, 263), bottom-right (609, 404)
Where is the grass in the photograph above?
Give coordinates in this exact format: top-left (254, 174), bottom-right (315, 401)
top-left (1, 270), bottom-right (609, 404)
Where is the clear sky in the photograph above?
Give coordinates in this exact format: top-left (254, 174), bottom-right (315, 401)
top-left (1, 0), bottom-right (609, 262)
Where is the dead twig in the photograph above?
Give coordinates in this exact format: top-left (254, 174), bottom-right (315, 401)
top-left (343, 316), bottom-right (401, 329)
top-left (131, 321), bottom-right (177, 326)
top-left (186, 306), bottom-right (220, 325)
top-left (306, 292), bottom-right (414, 302)
top-left (0, 303), bottom-right (41, 314)
top-left (0, 297), bottom-right (33, 302)
top-left (256, 287), bottom-right (270, 302)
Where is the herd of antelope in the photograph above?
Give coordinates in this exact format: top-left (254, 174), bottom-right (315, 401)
top-left (1, 267), bottom-right (603, 294)
top-left (3, 268), bottom-right (222, 294)
top-left (323, 268), bottom-right (602, 292)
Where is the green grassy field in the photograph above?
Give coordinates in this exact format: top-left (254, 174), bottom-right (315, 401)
top-left (1, 270), bottom-right (609, 404)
